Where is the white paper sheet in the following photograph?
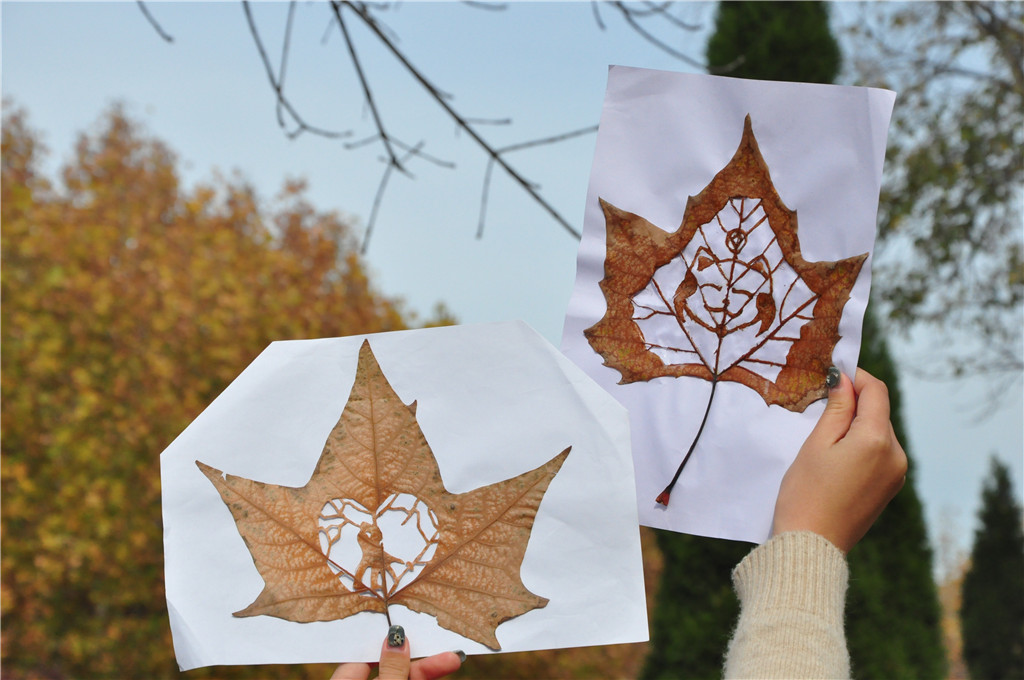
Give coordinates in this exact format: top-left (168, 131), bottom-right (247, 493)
top-left (162, 321), bottom-right (646, 670)
top-left (561, 67), bottom-right (895, 543)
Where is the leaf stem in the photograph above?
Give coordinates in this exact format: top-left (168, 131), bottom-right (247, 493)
top-left (656, 377), bottom-right (718, 506)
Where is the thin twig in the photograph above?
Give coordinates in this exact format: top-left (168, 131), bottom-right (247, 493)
top-left (623, 1), bottom-right (702, 32)
top-left (332, 3), bottom-right (406, 173)
top-left (590, 0), bottom-right (606, 30)
top-left (339, 0), bottom-right (582, 239)
top-left (362, 142), bottom-right (426, 253)
top-left (610, 1), bottom-right (705, 70)
top-left (462, 117), bottom-right (513, 126)
top-left (241, 0), bottom-right (350, 140)
top-left (136, 1), bottom-right (174, 43)
top-left (496, 124), bottom-right (599, 155)
top-left (345, 134), bottom-right (454, 170)
top-left (275, 0), bottom-right (297, 130)
top-left (461, 1), bottom-right (507, 10)
top-left (477, 125), bottom-right (599, 238)
top-left (476, 159), bottom-right (497, 239)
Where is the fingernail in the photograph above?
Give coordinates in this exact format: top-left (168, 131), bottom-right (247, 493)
top-left (454, 650), bottom-right (466, 663)
top-left (826, 365), bottom-right (841, 390)
top-left (387, 624), bottom-right (405, 648)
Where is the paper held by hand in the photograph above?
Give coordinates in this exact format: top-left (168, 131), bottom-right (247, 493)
top-left (161, 320), bottom-right (646, 670)
top-left (561, 66), bottom-right (896, 542)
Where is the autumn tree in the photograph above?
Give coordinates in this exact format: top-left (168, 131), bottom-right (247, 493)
top-left (643, 4), bottom-right (944, 678)
top-left (961, 458), bottom-right (1024, 680)
top-left (0, 104), bottom-right (440, 678)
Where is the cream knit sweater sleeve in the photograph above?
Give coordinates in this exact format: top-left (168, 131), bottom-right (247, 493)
top-left (723, 531), bottom-right (850, 679)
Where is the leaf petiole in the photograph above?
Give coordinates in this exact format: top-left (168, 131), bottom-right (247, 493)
top-left (656, 377), bottom-right (718, 506)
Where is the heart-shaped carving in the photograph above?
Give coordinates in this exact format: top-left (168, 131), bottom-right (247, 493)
top-left (317, 493), bottom-right (439, 596)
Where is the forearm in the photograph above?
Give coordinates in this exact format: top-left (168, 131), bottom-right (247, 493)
top-left (723, 531), bottom-right (850, 679)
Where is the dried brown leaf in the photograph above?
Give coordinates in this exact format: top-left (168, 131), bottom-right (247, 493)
top-left (197, 340), bottom-right (569, 650)
top-left (585, 115), bottom-right (866, 412)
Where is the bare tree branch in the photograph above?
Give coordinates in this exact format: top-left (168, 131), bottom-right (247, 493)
top-left (477, 125), bottom-right (599, 238)
top-left (362, 142), bottom-right (426, 255)
top-left (136, 1), bottom-right (173, 43)
top-left (608, 1), bottom-right (705, 70)
top-left (332, 4), bottom-right (406, 173)
top-left (275, 0), bottom-right (297, 130)
top-left (241, 0), bottom-right (350, 140)
top-left (335, 0), bottom-right (583, 241)
top-left (590, 1), bottom-right (607, 31)
top-left (461, 1), bottom-right (507, 11)
top-left (142, 1), bottom-right (710, 245)
top-left (631, 2), bottom-right (702, 31)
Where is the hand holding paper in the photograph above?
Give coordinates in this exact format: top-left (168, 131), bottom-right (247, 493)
top-left (773, 368), bottom-right (908, 553)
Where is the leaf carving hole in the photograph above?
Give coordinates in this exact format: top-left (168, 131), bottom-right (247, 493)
top-left (317, 493), bottom-right (440, 597)
top-left (631, 196), bottom-right (815, 378)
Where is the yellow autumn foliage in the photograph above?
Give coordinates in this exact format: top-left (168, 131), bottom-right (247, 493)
top-left (1, 103), bottom-right (654, 680)
top-left (0, 104), bottom-right (430, 678)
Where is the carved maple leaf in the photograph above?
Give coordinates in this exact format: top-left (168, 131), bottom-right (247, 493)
top-left (196, 340), bottom-right (570, 650)
top-left (585, 115), bottom-right (865, 505)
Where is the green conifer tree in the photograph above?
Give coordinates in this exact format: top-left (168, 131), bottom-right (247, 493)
top-left (847, 308), bottom-right (945, 679)
top-left (705, 1), bottom-right (839, 84)
top-left (961, 458), bottom-right (1024, 680)
top-left (643, 3), bottom-right (944, 677)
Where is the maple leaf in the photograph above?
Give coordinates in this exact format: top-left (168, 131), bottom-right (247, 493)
top-left (585, 115), bottom-right (865, 506)
top-left (196, 340), bottom-right (570, 650)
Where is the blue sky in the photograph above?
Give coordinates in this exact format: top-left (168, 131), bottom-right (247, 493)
top-left (3, 1), bottom-right (1020, 563)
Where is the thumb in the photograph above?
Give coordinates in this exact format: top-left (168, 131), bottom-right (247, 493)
top-left (806, 367), bottom-right (857, 448)
top-left (378, 625), bottom-right (411, 680)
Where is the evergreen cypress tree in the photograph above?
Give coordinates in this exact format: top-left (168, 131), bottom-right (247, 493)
top-left (640, 534), bottom-right (750, 680)
top-left (961, 458), bottom-right (1024, 680)
top-left (705, 1), bottom-right (839, 84)
top-left (643, 3), bottom-right (945, 677)
top-left (846, 308), bottom-right (946, 679)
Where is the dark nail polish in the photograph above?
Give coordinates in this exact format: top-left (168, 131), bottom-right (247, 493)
top-left (826, 365), bottom-right (841, 390)
top-left (454, 650), bottom-right (466, 663)
top-left (387, 624), bottom-right (405, 648)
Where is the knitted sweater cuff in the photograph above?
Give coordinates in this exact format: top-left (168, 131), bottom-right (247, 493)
top-left (732, 530), bottom-right (848, 622)
top-left (724, 531), bottom-right (850, 679)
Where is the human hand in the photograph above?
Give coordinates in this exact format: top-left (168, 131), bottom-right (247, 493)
top-left (771, 368), bottom-right (908, 553)
top-left (330, 625), bottom-right (464, 680)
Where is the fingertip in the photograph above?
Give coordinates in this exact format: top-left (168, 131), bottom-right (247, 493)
top-left (805, 368), bottom-right (857, 446)
top-left (824, 368), bottom-right (856, 411)
top-left (851, 370), bottom-right (892, 423)
top-left (386, 624), bottom-right (407, 651)
top-left (378, 626), bottom-right (411, 680)
top-left (853, 367), bottom-right (886, 397)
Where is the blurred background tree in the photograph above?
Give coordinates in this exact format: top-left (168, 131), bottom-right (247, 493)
top-left (846, 1), bottom-right (1023, 395)
top-left (0, 104), bottom-right (445, 678)
top-left (960, 458), bottom-right (1024, 680)
top-left (642, 3), bottom-right (945, 678)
